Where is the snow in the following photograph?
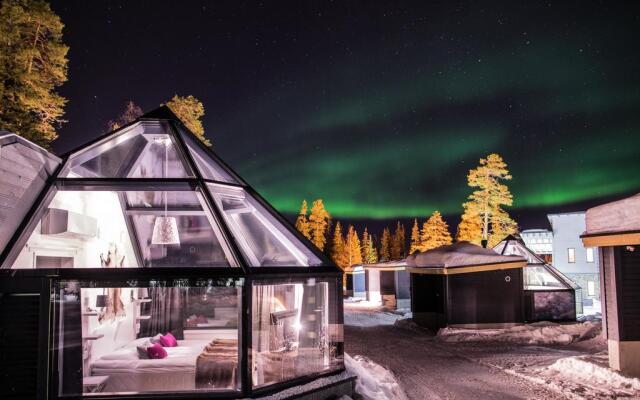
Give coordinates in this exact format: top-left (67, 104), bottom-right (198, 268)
top-left (345, 353), bottom-right (409, 400)
top-left (437, 321), bottom-right (601, 345)
top-left (541, 352), bottom-right (640, 398)
top-left (406, 241), bottom-right (525, 268)
top-left (585, 192), bottom-right (640, 234)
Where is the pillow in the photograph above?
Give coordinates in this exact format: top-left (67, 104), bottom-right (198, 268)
top-left (159, 332), bottom-right (178, 347)
top-left (136, 340), bottom-right (152, 359)
top-left (146, 343), bottom-right (167, 359)
top-left (149, 333), bottom-right (163, 344)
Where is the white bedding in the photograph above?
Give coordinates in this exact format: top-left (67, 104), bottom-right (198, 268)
top-left (90, 339), bottom-right (211, 393)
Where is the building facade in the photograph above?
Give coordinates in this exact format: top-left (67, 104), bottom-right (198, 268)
top-left (548, 212), bottom-right (600, 313)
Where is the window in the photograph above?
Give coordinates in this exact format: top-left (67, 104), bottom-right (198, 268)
top-left (208, 184), bottom-right (322, 267)
top-left (587, 281), bottom-right (596, 296)
top-left (251, 278), bottom-right (343, 388)
top-left (567, 248), bottom-right (576, 263)
top-left (53, 278), bottom-right (242, 396)
top-left (9, 190), bottom-right (237, 268)
top-left (586, 247), bottom-right (595, 263)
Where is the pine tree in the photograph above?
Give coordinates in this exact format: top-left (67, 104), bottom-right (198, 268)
top-left (165, 94), bottom-right (211, 146)
top-left (330, 221), bottom-right (347, 270)
top-left (456, 205), bottom-right (482, 245)
top-left (294, 199), bottom-right (311, 240)
top-left (308, 199), bottom-right (330, 251)
top-left (379, 227), bottom-right (391, 261)
top-left (0, 0), bottom-right (69, 147)
top-left (410, 218), bottom-right (421, 254)
top-left (361, 227), bottom-right (370, 263)
top-left (461, 153), bottom-right (518, 246)
top-left (391, 221), bottom-right (405, 260)
top-left (365, 234), bottom-right (378, 264)
top-left (345, 225), bottom-right (362, 267)
top-left (107, 100), bottom-right (143, 131)
top-left (420, 211), bottom-right (453, 251)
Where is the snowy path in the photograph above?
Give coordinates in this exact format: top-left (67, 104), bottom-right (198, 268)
top-left (344, 308), bottom-right (575, 400)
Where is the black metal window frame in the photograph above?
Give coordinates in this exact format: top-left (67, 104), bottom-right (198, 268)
top-left (41, 268), bottom-right (343, 400)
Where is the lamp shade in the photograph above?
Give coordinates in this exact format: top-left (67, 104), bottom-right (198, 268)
top-left (95, 294), bottom-right (108, 308)
top-left (151, 216), bottom-right (180, 245)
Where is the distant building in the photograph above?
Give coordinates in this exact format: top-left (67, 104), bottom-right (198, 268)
top-left (520, 229), bottom-right (553, 263)
top-left (548, 212), bottom-right (600, 313)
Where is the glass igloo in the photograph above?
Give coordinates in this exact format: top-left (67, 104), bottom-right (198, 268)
top-left (0, 107), bottom-right (344, 398)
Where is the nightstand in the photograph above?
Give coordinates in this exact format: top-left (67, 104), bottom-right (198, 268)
top-left (83, 375), bottom-right (109, 393)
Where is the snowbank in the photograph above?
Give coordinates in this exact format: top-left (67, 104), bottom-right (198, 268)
top-left (344, 353), bottom-right (409, 400)
top-left (437, 321), bottom-right (601, 345)
top-left (544, 352), bottom-right (640, 397)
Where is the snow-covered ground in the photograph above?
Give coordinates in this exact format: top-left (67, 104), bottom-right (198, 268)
top-left (437, 320), bottom-right (601, 345)
top-left (343, 303), bottom-right (640, 399)
top-left (345, 353), bottom-right (409, 400)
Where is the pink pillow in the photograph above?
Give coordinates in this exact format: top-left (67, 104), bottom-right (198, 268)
top-left (159, 332), bottom-right (178, 347)
top-left (146, 343), bottom-right (167, 359)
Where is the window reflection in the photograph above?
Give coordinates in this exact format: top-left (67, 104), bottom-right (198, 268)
top-left (251, 279), bottom-right (343, 388)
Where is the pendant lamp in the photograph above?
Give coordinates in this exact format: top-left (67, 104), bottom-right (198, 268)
top-left (152, 137), bottom-right (180, 245)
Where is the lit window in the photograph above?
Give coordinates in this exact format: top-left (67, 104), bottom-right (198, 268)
top-left (586, 247), bottom-right (595, 263)
top-left (567, 248), bottom-right (576, 263)
top-left (587, 281), bottom-right (596, 296)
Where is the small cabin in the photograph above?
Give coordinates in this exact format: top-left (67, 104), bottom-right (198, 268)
top-left (407, 242), bottom-right (526, 330)
top-left (581, 193), bottom-right (640, 377)
top-left (347, 261), bottom-right (410, 309)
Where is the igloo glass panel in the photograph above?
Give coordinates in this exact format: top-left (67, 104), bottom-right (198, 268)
top-left (524, 266), bottom-right (566, 290)
top-left (62, 122), bottom-right (193, 178)
top-left (179, 127), bottom-right (239, 184)
top-left (53, 278), bottom-right (242, 396)
top-left (125, 191), bottom-right (233, 268)
top-left (251, 278), bottom-right (344, 388)
top-left (207, 184), bottom-right (322, 267)
top-left (10, 190), bottom-right (234, 268)
top-left (10, 190), bottom-right (140, 269)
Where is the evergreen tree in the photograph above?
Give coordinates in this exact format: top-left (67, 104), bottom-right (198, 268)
top-left (365, 234), bottom-right (378, 264)
top-left (420, 211), bottom-right (453, 251)
top-left (410, 218), bottom-right (421, 254)
top-left (107, 100), bottom-right (143, 131)
top-left (0, 0), bottom-right (69, 147)
top-left (330, 221), bottom-right (347, 270)
top-left (391, 221), bottom-right (405, 260)
top-left (379, 227), bottom-right (391, 261)
top-left (345, 225), bottom-right (362, 267)
top-left (294, 199), bottom-right (311, 240)
top-left (361, 227), bottom-right (370, 263)
top-left (165, 94), bottom-right (211, 146)
top-left (461, 153), bottom-right (518, 246)
top-left (456, 205), bottom-right (482, 245)
top-left (308, 199), bottom-right (330, 251)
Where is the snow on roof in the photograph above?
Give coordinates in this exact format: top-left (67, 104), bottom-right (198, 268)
top-left (358, 260), bottom-right (407, 270)
top-left (406, 241), bottom-right (525, 269)
top-left (585, 193), bottom-right (640, 235)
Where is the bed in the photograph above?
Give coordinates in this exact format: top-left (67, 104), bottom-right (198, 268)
top-left (90, 338), bottom-right (217, 393)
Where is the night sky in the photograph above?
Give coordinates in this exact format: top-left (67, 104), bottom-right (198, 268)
top-left (48, 1), bottom-right (640, 230)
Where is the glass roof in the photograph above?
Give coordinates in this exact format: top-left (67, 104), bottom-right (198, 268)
top-left (1, 108), bottom-right (332, 271)
top-left (495, 236), bottom-right (577, 290)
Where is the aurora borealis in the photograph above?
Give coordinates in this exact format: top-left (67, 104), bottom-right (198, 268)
top-left (50, 1), bottom-right (640, 225)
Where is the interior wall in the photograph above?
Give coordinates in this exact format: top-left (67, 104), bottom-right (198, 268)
top-left (12, 191), bottom-right (138, 268)
top-left (81, 287), bottom-right (137, 370)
